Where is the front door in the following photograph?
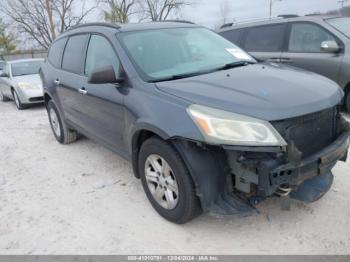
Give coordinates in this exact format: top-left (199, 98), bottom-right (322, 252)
top-left (80, 34), bottom-right (126, 153)
top-left (281, 22), bottom-right (344, 84)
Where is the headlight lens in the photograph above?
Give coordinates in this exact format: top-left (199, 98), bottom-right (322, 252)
top-left (18, 82), bottom-right (35, 89)
top-left (187, 104), bottom-right (287, 146)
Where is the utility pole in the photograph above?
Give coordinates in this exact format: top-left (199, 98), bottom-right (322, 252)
top-left (338, 0), bottom-right (348, 8)
top-left (269, 0), bottom-right (282, 18)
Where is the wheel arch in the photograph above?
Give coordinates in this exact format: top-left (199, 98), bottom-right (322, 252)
top-left (130, 124), bottom-right (170, 179)
top-left (44, 92), bottom-right (52, 107)
top-left (343, 81), bottom-right (350, 111)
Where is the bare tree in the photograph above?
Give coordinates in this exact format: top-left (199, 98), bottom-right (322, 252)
top-left (103, 0), bottom-right (139, 23)
top-left (219, 0), bottom-right (234, 26)
top-left (0, 0), bottom-right (100, 49)
top-left (139, 0), bottom-right (191, 21)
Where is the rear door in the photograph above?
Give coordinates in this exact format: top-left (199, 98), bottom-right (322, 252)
top-left (80, 34), bottom-right (126, 152)
top-left (281, 22), bottom-right (344, 83)
top-left (219, 28), bottom-right (246, 49)
top-left (242, 23), bottom-right (287, 63)
top-left (56, 34), bottom-right (89, 129)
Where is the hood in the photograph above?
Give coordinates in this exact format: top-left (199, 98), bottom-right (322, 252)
top-left (156, 63), bottom-right (343, 121)
top-left (13, 74), bottom-right (42, 89)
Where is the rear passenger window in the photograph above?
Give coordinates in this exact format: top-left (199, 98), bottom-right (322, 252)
top-left (48, 38), bottom-right (67, 68)
top-left (220, 28), bottom-right (245, 48)
top-left (244, 24), bottom-right (285, 52)
top-left (288, 23), bottom-right (336, 52)
top-left (85, 35), bottom-right (120, 77)
top-left (62, 34), bottom-right (88, 74)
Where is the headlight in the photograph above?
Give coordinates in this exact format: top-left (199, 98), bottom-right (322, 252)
top-left (187, 104), bottom-right (287, 146)
top-left (18, 82), bottom-right (35, 89)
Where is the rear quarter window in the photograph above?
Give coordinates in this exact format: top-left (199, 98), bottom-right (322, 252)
top-left (48, 37), bottom-right (67, 68)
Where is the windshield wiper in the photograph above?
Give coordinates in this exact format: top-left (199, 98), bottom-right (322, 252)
top-left (150, 70), bottom-right (210, 83)
top-left (214, 61), bottom-right (255, 72)
top-left (149, 61), bottom-right (256, 83)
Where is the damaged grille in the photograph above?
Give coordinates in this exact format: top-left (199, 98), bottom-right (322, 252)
top-left (272, 107), bottom-right (337, 158)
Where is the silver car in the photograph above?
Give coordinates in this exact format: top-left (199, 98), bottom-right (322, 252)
top-left (0, 58), bottom-right (44, 110)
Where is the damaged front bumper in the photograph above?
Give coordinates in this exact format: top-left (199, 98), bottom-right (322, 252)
top-left (226, 132), bottom-right (349, 203)
top-left (173, 110), bottom-right (349, 217)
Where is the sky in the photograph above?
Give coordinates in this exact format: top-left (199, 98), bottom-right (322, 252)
top-left (181, 0), bottom-right (346, 27)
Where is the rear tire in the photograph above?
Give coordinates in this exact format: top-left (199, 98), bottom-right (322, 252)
top-left (12, 90), bottom-right (25, 110)
top-left (47, 100), bottom-right (77, 144)
top-left (138, 137), bottom-right (202, 224)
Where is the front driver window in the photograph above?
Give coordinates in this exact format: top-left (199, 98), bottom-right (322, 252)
top-left (85, 35), bottom-right (120, 77)
top-left (289, 23), bottom-right (336, 52)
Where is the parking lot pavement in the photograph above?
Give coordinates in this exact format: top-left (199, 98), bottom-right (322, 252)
top-left (0, 101), bottom-right (350, 255)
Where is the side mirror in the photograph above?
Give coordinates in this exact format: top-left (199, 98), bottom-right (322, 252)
top-left (321, 41), bottom-right (340, 53)
top-left (88, 66), bottom-right (125, 84)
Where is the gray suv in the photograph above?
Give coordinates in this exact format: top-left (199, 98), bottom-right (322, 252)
top-left (41, 21), bottom-right (349, 223)
top-left (219, 15), bottom-right (350, 111)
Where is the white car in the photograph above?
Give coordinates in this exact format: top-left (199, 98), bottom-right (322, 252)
top-left (0, 58), bottom-right (44, 110)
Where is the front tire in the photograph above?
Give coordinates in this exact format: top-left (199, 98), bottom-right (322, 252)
top-left (138, 137), bottom-right (202, 224)
top-left (12, 90), bottom-right (25, 110)
top-left (47, 100), bottom-right (77, 144)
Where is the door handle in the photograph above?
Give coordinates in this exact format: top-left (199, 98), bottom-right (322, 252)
top-left (280, 58), bottom-right (293, 64)
top-left (78, 87), bottom-right (87, 95)
top-left (54, 79), bottom-right (60, 86)
top-left (268, 58), bottom-right (281, 63)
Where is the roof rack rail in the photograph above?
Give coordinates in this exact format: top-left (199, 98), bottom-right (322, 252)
top-left (163, 20), bottom-right (195, 24)
top-left (66, 22), bottom-right (121, 32)
top-left (278, 14), bottom-right (299, 18)
top-left (227, 16), bottom-right (282, 27)
top-left (305, 12), bottom-right (322, 16)
top-left (220, 22), bottom-right (234, 29)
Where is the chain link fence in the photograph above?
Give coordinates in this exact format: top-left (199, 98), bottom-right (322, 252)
top-left (1, 50), bottom-right (47, 61)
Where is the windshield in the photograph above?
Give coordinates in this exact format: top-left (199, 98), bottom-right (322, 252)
top-left (326, 17), bottom-right (350, 38)
top-left (11, 61), bottom-right (43, 77)
top-left (119, 27), bottom-right (255, 82)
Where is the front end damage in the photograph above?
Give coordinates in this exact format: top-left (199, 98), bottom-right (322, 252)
top-left (173, 107), bottom-right (349, 216)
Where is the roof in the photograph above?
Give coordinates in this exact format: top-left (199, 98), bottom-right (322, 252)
top-left (7, 58), bottom-right (45, 64)
top-left (118, 21), bottom-right (200, 32)
top-left (219, 14), bottom-right (344, 32)
top-left (61, 21), bottom-right (200, 36)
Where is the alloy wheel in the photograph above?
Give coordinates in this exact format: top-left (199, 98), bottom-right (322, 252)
top-left (144, 154), bottom-right (179, 210)
top-left (49, 108), bottom-right (61, 138)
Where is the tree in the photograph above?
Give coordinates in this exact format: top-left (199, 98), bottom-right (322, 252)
top-left (0, 19), bottom-right (17, 54)
top-left (103, 0), bottom-right (138, 23)
top-left (139, 0), bottom-right (191, 21)
top-left (0, 0), bottom-right (100, 49)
